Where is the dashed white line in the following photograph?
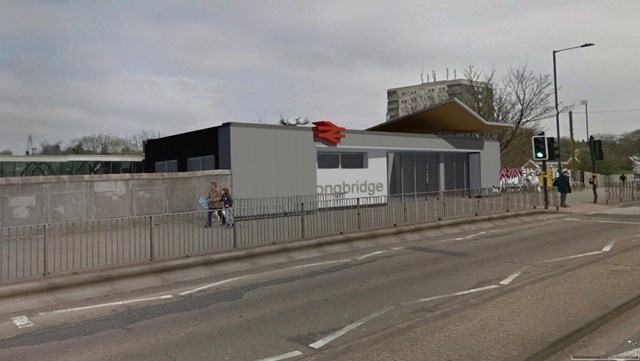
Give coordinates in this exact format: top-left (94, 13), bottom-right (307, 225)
top-left (37, 295), bottom-right (173, 315)
top-left (597, 220), bottom-right (640, 225)
top-left (464, 231), bottom-right (487, 239)
top-left (290, 260), bottom-right (350, 269)
top-left (357, 251), bottom-right (387, 260)
top-left (431, 237), bottom-right (464, 244)
top-left (309, 306), bottom-right (394, 349)
top-left (499, 266), bottom-right (529, 285)
top-left (539, 251), bottom-right (603, 264)
top-left (602, 240), bottom-right (617, 252)
top-left (256, 350), bottom-right (303, 361)
top-left (406, 285), bottom-right (500, 305)
top-left (179, 277), bottom-right (246, 296)
top-left (11, 315), bottom-right (34, 328)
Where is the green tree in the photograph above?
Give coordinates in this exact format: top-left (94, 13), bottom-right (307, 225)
top-left (38, 141), bottom-right (64, 155)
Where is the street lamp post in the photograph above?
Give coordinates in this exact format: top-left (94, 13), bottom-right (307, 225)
top-left (581, 99), bottom-right (590, 139)
top-left (552, 43), bottom-right (595, 173)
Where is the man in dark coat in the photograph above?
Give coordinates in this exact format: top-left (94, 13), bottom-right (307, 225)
top-left (553, 169), bottom-right (572, 207)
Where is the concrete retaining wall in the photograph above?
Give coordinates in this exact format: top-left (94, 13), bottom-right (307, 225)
top-left (0, 170), bottom-right (232, 227)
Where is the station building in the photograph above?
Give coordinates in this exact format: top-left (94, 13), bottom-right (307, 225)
top-left (143, 99), bottom-right (510, 200)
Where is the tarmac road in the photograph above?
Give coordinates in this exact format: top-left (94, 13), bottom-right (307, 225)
top-left (1, 196), bottom-right (640, 360)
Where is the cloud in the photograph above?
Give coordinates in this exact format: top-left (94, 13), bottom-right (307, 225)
top-left (1, 0), bottom-right (639, 154)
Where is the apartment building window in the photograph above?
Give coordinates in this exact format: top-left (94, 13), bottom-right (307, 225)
top-left (318, 153), bottom-right (366, 169)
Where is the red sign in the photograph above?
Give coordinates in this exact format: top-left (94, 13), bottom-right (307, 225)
top-left (312, 121), bottom-right (346, 145)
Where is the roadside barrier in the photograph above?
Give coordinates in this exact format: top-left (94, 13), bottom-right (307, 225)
top-left (0, 188), bottom-right (547, 282)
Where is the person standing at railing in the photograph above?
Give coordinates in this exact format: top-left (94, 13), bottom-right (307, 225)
top-left (553, 169), bottom-right (572, 208)
top-left (221, 187), bottom-right (234, 227)
top-left (205, 181), bottom-right (224, 227)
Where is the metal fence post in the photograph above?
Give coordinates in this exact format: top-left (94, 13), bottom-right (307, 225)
top-left (233, 217), bottom-right (238, 248)
top-left (356, 198), bottom-right (361, 230)
top-left (475, 196), bottom-right (480, 216)
top-left (506, 192), bottom-right (510, 212)
top-left (300, 202), bottom-right (305, 239)
top-left (403, 197), bottom-right (407, 224)
top-left (149, 215), bottom-right (154, 261)
top-left (43, 224), bottom-right (48, 277)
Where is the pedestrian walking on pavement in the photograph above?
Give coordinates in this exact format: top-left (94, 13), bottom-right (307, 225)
top-left (205, 181), bottom-right (224, 227)
top-left (221, 187), bottom-right (234, 227)
top-left (553, 169), bottom-right (572, 208)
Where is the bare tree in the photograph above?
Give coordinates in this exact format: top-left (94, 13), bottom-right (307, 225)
top-left (459, 64), bottom-right (498, 121)
top-left (0, 149), bottom-right (12, 155)
top-left (463, 64), bottom-right (555, 153)
top-left (128, 130), bottom-right (163, 153)
top-left (280, 115), bottom-right (311, 126)
top-left (65, 131), bottom-right (161, 155)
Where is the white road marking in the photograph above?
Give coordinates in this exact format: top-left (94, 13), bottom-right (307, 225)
top-left (309, 306), bottom-right (394, 349)
top-left (602, 239), bottom-right (617, 252)
top-left (179, 277), bottom-right (246, 296)
top-left (37, 295), bottom-right (173, 315)
top-left (290, 260), bottom-right (350, 269)
top-left (256, 351), bottom-right (304, 361)
top-left (11, 315), bottom-right (34, 328)
top-left (539, 251), bottom-right (603, 264)
top-left (597, 220), bottom-right (640, 225)
top-left (406, 285), bottom-right (500, 305)
top-left (357, 251), bottom-right (387, 260)
top-left (564, 218), bottom-right (583, 222)
top-left (431, 237), bottom-right (464, 244)
top-left (499, 266), bottom-right (529, 285)
top-left (464, 231), bottom-right (487, 239)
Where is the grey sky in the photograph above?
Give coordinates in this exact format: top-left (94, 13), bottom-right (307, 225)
top-left (1, 0), bottom-right (638, 154)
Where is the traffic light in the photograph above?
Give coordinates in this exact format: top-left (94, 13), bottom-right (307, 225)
top-left (532, 135), bottom-right (548, 160)
top-left (546, 137), bottom-right (560, 160)
top-left (590, 138), bottom-right (604, 161)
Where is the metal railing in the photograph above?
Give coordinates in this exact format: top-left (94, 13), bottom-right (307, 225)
top-left (605, 181), bottom-right (639, 204)
top-left (1, 188), bottom-right (547, 282)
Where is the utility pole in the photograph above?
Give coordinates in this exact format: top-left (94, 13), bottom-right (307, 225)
top-left (569, 111), bottom-right (577, 182)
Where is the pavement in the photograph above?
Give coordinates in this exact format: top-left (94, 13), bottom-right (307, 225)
top-left (2, 189), bottom-right (640, 361)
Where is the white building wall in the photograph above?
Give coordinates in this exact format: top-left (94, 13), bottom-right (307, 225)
top-left (316, 149), bottom-right (387, 198)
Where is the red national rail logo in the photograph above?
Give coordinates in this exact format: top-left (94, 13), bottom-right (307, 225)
top-left (312, 121), bottom-right (346, 145)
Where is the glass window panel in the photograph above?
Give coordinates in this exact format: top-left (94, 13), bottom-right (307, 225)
top-left (318, 153), bottom-right (339, 169)
top-left (415, 153), bottom-right (427, 194)
top-left (402, 153), bottom-right (415, 194)
top-left (202, 156), bottom-right (215, 170)
top-left (388, 152), bottom-right (402, 195)
top-left (187, 158), bottom-right (200, 171)
top-left (341, 153), bottom-right (365, 169)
